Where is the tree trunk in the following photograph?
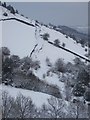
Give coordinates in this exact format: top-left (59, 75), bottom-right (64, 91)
top-left (76, 105), bottom-right (79, 119)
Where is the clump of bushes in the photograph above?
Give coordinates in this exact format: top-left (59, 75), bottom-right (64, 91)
top-left (1, 2), bottom-right (19, 15)
top-left (20, 57), bottom-right (40, 72)
top-left (73, 83), bottom-right (86, 97)
top-left (1, 2), bottom-right (6, 8)
top-left (2, 47), bottom-right (41, 84)
top-left (7, 5), bottom-right (15, 14)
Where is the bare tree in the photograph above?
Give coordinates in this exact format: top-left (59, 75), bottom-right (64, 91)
top-left (65, 78), bottom-right (72, 101)
top-left (69, 99), bottom-right (88, 118)
top-left (2, 91), bottom-right (14, 118)
top-left (37, 104), bottom-right (49, 118)
top-left (47, 96), bottom-right (66, 118)
top-left (12, 93), bottom-right (36, 118)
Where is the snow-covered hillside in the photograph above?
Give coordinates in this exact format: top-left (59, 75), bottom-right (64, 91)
top-left (0, 4), bottom-right (90, 118)
top-left (0, 5), bottom-right (89, 97)
top-left (0, 5), bottom-right (89, 77)
top-left (0, 6), bottom-right (88, 60)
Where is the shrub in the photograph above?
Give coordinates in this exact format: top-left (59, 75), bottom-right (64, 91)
top-left (3, 12), bottom-right (8, 16)
top-left (85, 48), bottom-right (87, 52)
top-left (10, 55), bottom-right (20, 68)
top-left (46, 71), bottom-right (50, 76)
top-left (53, 25), bottom-right (57, 29)
top-left (65, 35), bottom-right (68, 38)
top-left (42, 33), bottom-right (50, 41)
top-left (69, 34), bottom-right (76, 40)
top-left (21, 14), bottom-right (24, 17)
top-left (81, 44), bottom-right (84, 48)
top-left (21, 57), bottom-right (40, 71)
top-left (31, 60), bottom-right (40, 70)
top-left (2, 57), bottom-right (14, 84)
top-left (77, 69), bottom-right (90, 86)
top-left (20, 57), bottom-right (32, 71)
top-left (16, 10), bottom-right (18, 14)
top-left (55, 58), bottom-right (66, 73)
top-left (84, 89), bottom-right (90, 102)
top-left (54, 39), bottom-right (60, 46)
top-left (2, 2), bottom-right (6, 8)
top-left (62, 43), bottom-right (65, 47)
top-left (2, 47), bottom-right (10, 56)
top-left (80, 39), bottom-right (85, 46)
top-left (73, 57), bottom-right (81, 65)
top-left (73, 83), bottom-right (86, 97)
top-left (66, 62), bottom-right (73, 73)
top-left (46, 57), bottom-right (52, 67)
top-left (36, 20), bottom-right (39, 23)
top-left (43, 74), bottom-right (46, 79)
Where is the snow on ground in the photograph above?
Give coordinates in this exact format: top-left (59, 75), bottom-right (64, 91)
top-left (31, 39), bottom-right (78, 86)
top-left (1, 5), bottom-right (88, 61)
top-left (0, 84), bottom-right (51, 108)
top-left (0, 6), bottom-right (33, 24)
top-left (2, 20), bottom-right (36, 58)
top-left (45, 73), bottom-right (66, 99)
top-left (40, 26), bottom-right (88, 58)
top-left (0, 84), bottom-right (70, 116)
top-left (0, 6), bottom-right (89, 108)
top-left (1, 5), bottom-right (89, 94)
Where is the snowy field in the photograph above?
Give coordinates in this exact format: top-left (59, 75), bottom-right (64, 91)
top-left (0, 84), bottom-right (51, 108)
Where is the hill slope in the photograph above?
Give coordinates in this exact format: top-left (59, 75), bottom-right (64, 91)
top-left (0, 5), bottom-right (90, 118)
